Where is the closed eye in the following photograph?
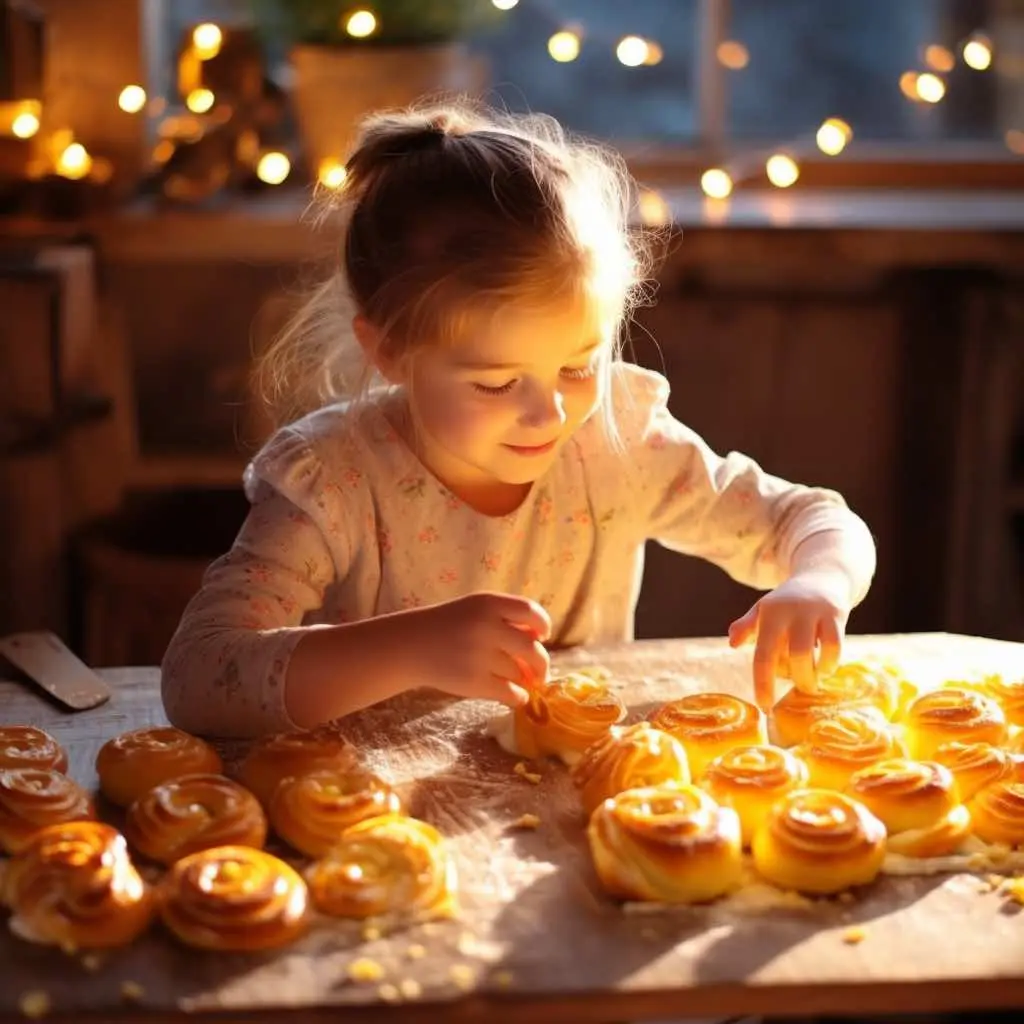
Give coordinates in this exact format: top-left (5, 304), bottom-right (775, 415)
top-left (561, 365), bottom-right (596, 381)
top-left (472, 380), bottom-right (517, 395)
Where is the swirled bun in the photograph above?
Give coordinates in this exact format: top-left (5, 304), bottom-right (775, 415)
top-left (946, 674), bottom-right (1024, 728)
top-left (587, 783), bottom-right (743, 903)
top-left (0, 726), bottom-right (68, 773)
top-left (0, 768), bottom-right (94, 854)
top-left (570, 723), bottom-right (689, 817)
top-left (903, 688), bottom-right (1007, 761)
top-left (846, 758), bottom-right (970, 857)
top-left (509, 672), bottom-right (626, 765)
top-left (270, 769), bottom-right (401, 857)
top-left (305, 814), bottom-right (455, 920)
top-left (967, 780), bottom-right (1024, 847)
top-left (751, 788), bottom-right (886, 894)
top-left (160, 845), bottom-right (308, 950)
top-left (123, 773), bottom-right (267, 865)
top-left (792, 707), bottom-right (903, 792)
top-left (3, 821), bottom-right (153, 949)
top-left (648, 693), bottom-right (767, 778)
top-left (932, 742), bottom-right (1012, 801)
top-left (699, 744), bottom-right (808, 845)
top-left (237, 725), bottom-right (357, 808)
top-left (96, 727), bottom-right (222, 808)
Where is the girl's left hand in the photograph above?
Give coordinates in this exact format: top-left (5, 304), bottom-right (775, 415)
top-left (727, 570), bottom-right (852, 709)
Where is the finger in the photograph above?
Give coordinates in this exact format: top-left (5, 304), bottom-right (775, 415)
top-left (751, 622), bottom-right (783, 710)
top-left (481, 674), bottom-right (530, 707)
top-left (815, 617), bottom-right (843, 678)
top-left (493, 594), bottom-right (552, 641)
top-left (728, 605), bottom-right (759, 648)
top-left (786, 619), bottom-right (818, 694)
top-left (507, 634), bottom-right (550, 686)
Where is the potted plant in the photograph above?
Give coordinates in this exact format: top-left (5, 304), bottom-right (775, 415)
top-left (250, 0), bottom-right (499, 174)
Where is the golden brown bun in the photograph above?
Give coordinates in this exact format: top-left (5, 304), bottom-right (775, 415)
top-left (648, 693), bottom-right (767, 778)
top-left (946, 674), bottom-right (1024, 728)
top-left (750, 788), bottom-right (886, 894)
top-left (0, 768), bottom-right (94, 855)
top-left (123, 773), bottom-right (267, 865)
top-left (512, 672), bottom-right (626, 765)
top-left (571, 723), bottom-right (690, 817)
top-left (846, 758), bottom-right (970, 857)
top-left (96, 727), bottom-right (222, 808)
top-left (771, 662), bottom-right (909, 748)
top-left (0, 726), bottom-right (68, 773)
top-left (699, 744), bottom-right (809, 846)
top-left (792, 707), bottom-right (904, 792)
top-left (932, 742), bottom-right (1012, 802)
top-left (306, 814), bottom-right (455, 919)
top-left (3, 821), bottom-right (153, 949)
top-left (967, 780), bottom-right (1024, 847)
top-left (903, 688), bottom-right (1007, 761)
top-left (160, 845), bottom-right (308, 950)
top-left (270, 769), bottom-right (401, 857)
top-left (587, 783), bottom-right (743, 903)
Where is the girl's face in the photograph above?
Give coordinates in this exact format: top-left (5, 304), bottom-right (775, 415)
top-left (402, 298), bottom-right (610, 505)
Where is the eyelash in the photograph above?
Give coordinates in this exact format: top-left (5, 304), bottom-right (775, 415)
top-left (472, 365), bottom-right (596, 396)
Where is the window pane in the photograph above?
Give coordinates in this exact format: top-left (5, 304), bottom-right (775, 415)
top-left (725, 0), bottom-right (1009, 141)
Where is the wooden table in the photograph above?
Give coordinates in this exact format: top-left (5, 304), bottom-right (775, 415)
top-left (3, 633), bottom-right (1024, 1023)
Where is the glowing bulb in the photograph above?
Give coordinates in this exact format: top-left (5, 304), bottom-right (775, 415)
top-left (638, 189), bottom-right (671, 227)
top-left (644, 41), bottom-right (663, 66)
top-left (345, 10), bottom-right (377, 38)
top-left (186, 88), bottom-right (215, 114)
top-left (118, 84), bottom-right (147, 113)
top-left (716, 40), bottom-right (749, 70)
top-left (915, 72), bottom-right (946, 103)
top-left (548, 31), bottom-right (580, 62)
top-left (257, 151), bottom-right (291, 185)
top-left (492, 0), bottom-right (519, 8)
top-left (766, 153), bottom-right (799, 188)
top-left (816, 117), bottom-right (852, 156)
top-left (700, 168), bottom-right (732, 200)
top-left (57, 142), bottom-right (92, 180)
top-left (963, 36), bottom-right (992, 71)
top-left (11, 111), bottom-right (40, 138)
top-left (924, 44), bottom-right (955, 72)
top-left (1006, 129), bottom-right (1024, 155)
top-left (192, 23), bottom-right (223, 60)
top-left (616, 36), bottom-right (650, 67)
top-left (900, 71), bottom-right (920, 99)
top-left (318, 159), bottom-right (348, 189)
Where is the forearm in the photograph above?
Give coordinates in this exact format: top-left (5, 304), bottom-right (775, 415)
top-left (788, 520), bottom-right (877, 607)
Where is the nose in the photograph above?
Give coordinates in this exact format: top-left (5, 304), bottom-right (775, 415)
top-left (518, 381), bottom-right (566, 432)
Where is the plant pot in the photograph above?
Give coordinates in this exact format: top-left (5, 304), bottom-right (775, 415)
top-left (290, 42), bottom-right (490, 172)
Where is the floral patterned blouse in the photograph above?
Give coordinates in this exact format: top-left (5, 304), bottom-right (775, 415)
top-left (161, 363), bottom-right (875, 737)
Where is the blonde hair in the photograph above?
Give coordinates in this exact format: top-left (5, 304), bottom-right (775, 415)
top-left (255, 99), bottom-right (656, 431)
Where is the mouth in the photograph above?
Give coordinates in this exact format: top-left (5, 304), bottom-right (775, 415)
top-left (503, 439), bottom-right (558, 456)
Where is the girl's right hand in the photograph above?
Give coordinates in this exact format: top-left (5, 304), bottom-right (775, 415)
top-left (402, 592), bottom-right (551, 707)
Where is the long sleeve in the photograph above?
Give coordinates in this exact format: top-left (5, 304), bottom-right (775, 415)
top-left (161, 427), bottom-right (347, 738)
top-left (615, 364), bottom-right (876, 602)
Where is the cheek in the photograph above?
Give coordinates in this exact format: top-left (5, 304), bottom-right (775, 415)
top-left (565, 380), bottom-right (601, 425)
top-left (415, 380), bottom-right (505, 447)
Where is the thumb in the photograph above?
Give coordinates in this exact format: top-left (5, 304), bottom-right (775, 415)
top-left (728, 605), bottom-right (759, 648)
top-left (483, 674), bottom-right (530, 708)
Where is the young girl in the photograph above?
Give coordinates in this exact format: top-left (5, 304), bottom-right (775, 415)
top-left (161, 102), bottom-right (876, 739)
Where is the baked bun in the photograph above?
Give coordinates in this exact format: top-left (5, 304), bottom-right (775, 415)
top-left (96, 727), bottom-right (222, 808)
top-left (570, 722), bottom-right (689, 817)
top-left (0, 726), bottom-right (68, 773)
top-left (751, 788), bottom-right (886, 894)
top-left (510, 672), bottom-right (626, 765)
top-left (967, 780), bottom-right (1024, 847)
top-left (237, 725), bottom-right (357, 808)
top-left (792, 707), bottom-right (903, 792)
top-left (648, 693), bottom-right (767, 778)
top-left (587, 783), bottom-right (743, 903)
top-left (903, 687), bottom-right (1007, 761)
top-left (847, 758), bottom-right (970, 857)
top-left (699, 744), bottom-right (809, 845)
top-left (771, 662), bottom-right (908, 748)
top-left (306, 814), bottom-right (455, 920)
top-left (270, 769), bottom-right (401, 857)
top-left (0, 768), bottom-right (94, 854)
top-left (123, 773), bottom-right (267, 865)
top-left (932, 741), bottom-right (1012, 801)
top-left (160, 845), bottom-right (308, 950)
top-left (3, 821), bottom-right (153, 949)
top-left (947, 674), bottom-right (1024, 728)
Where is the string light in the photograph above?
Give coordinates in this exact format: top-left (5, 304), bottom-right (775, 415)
top-left (816, 117), bottom-right (852, 156)
top-left (924, 44), bottom-right (955, 72)
top-left (548, 30), bottom-right (581, 62)
top-left (57, 142), bottom-right (92, 180)
top-left (492, 0), bottom-right (519, 8)
top-left (638, 189), bottom-right (671, 226)
top-left (915, 72), bottom-right (946, 103)
top-left (616, 36), bottom-right (651, 67)
top-left (11, 111), bottom-right (40, 139)
top-left (345, 10), bottom-right (377, 38)
top-left (700, 168), bottom-right (733, 199)
top-left (900, 71), bottom-right (920, 99)
top-left (257, 151), bottom-right (291, 185)
top-left (1006, 129), bottom-right (1024, 155)
top-left (118, 85), bottom-right (147, 113)
top-left (766, 153), bottom-right (799, 188)
top-left (192, 23), bottom-right (223, 60)
top-left (717, 40), bottom-right (749, 69)
top-left (962, 35), bottom-right (993, 70)
top-left (318, 159), bottom-right (348, 188)
top-left (185, 88), bottom-right (215, 114)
